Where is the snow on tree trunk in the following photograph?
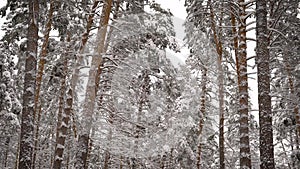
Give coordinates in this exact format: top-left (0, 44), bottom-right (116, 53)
top-left (53, 35), bottom-right (72, 169)
top-left (237, 0), bottom-right (252, 168)
top-left (197, 67), bottom-right (207, 169)
top-left (256, 1), bottom-right (275, 168)
top-left (208, 1), bottom-right (225, 168)
top-left (75, 0), bottom-right (113, 168)
top-left (32, 1), bottom-right (55, 167)
top-left (102, 2), bottom-right (121, 168)
top-left (71, 0), bottom-right (100, 93)
top-left (18, 0), bottom-right (39, 168)
top-left (70, 0), bottom-right (100, 140)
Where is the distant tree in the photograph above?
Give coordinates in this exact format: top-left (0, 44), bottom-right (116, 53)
top-left (88, 3), bottom-right (182, 167)
top-left (268, 0), bottom-right (300, 167)
top-left (184, 2), bottom-right (223, 167)
top-left (0, 42), bottom-right (21, 168)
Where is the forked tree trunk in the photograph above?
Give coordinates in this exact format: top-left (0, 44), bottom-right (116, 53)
top-left (71, 0), bottom-right (100, 92)
top-left (256, 1), bottom-right (275, 168)
top-left (237, 0), bottom-right (252, 168)
top-left (70, 0), bottom-right (100, 140)
top-left (75, 0), bottom-right (113, 168)
top-left (18, 0), bottom-right (39, 168)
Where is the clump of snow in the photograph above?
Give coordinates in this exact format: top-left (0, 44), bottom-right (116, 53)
top-left (3, 70), bottom-right (11, 79)
top-left (0, 83), bottom-right (6, 91)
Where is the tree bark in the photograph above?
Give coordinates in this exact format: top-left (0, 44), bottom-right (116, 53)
top-left (237, 0), bottom-right (252, 168)
top-left (32, 1), bottom-right (55, 168)
top-left (52, 34), bottom-right (72, 169)
top-left (208, 1), bottom-right (225, 168)
top-left (217, 54), bottom-right (225, 169)
top-left (102, 2), bottom-right (121, 167)
top-left (70, 0), bottom-right (100, 140)
top-left (256, 1), bottom-right (275, 168)
top-left (75, 0), bottom-right (113, 168)
top-left (68, 0), bottom-right (101, 140)
top-left (71, 0), bottom-right (100, 93)
top-left (18, 0), bottom-right (39, 168)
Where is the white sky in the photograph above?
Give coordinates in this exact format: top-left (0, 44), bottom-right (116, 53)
top-left (155, 0), bottom-right (187, 19)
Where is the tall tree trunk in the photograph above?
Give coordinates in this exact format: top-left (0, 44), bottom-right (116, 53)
top-left (197, 67), bottom-right (207, 169)
top-left (104, 0), bottom-right (121, 51)
top-left (52, 34), bottom-right (72, 169)
top-left (71, 0), bottom-right (100, 92)
top-left (256, 1), bottom-right (275, 168)
top-left (217, 55), bottom-right (225, 169)
top-left (70, 0), bottom-right (100, 140)
top-left (237, 0), bottom-right (252, 168)
top-left (102, 2), bottom-right (121, 167)
top-left (208, 1), bottom-right (225, 168)
top-left (75, 0), bottom-right (113, 168)
top-left (32, 1), bottom-right (55, 168)
top-left (18, 0), bottom-right (39, 168)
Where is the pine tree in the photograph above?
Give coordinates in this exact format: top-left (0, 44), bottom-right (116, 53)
top-left (268, 0), bottom-right (300, 167)
top-left (207, 1), bottom-right (225, 168)
top-left (0, 42), bottom-right (21, 168)
top-left (52, 34), bottom-right (71, 169)
top-left (75, 0), bottom-right (113, 168)
top-left (237, 1), bottom-right (252, 168)
top-left (32, 1), bottom-right (55, 167)
top-left (256, 1), bottom-right (275, 168)
top-left (18, 0), bottom-right (39, 168)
